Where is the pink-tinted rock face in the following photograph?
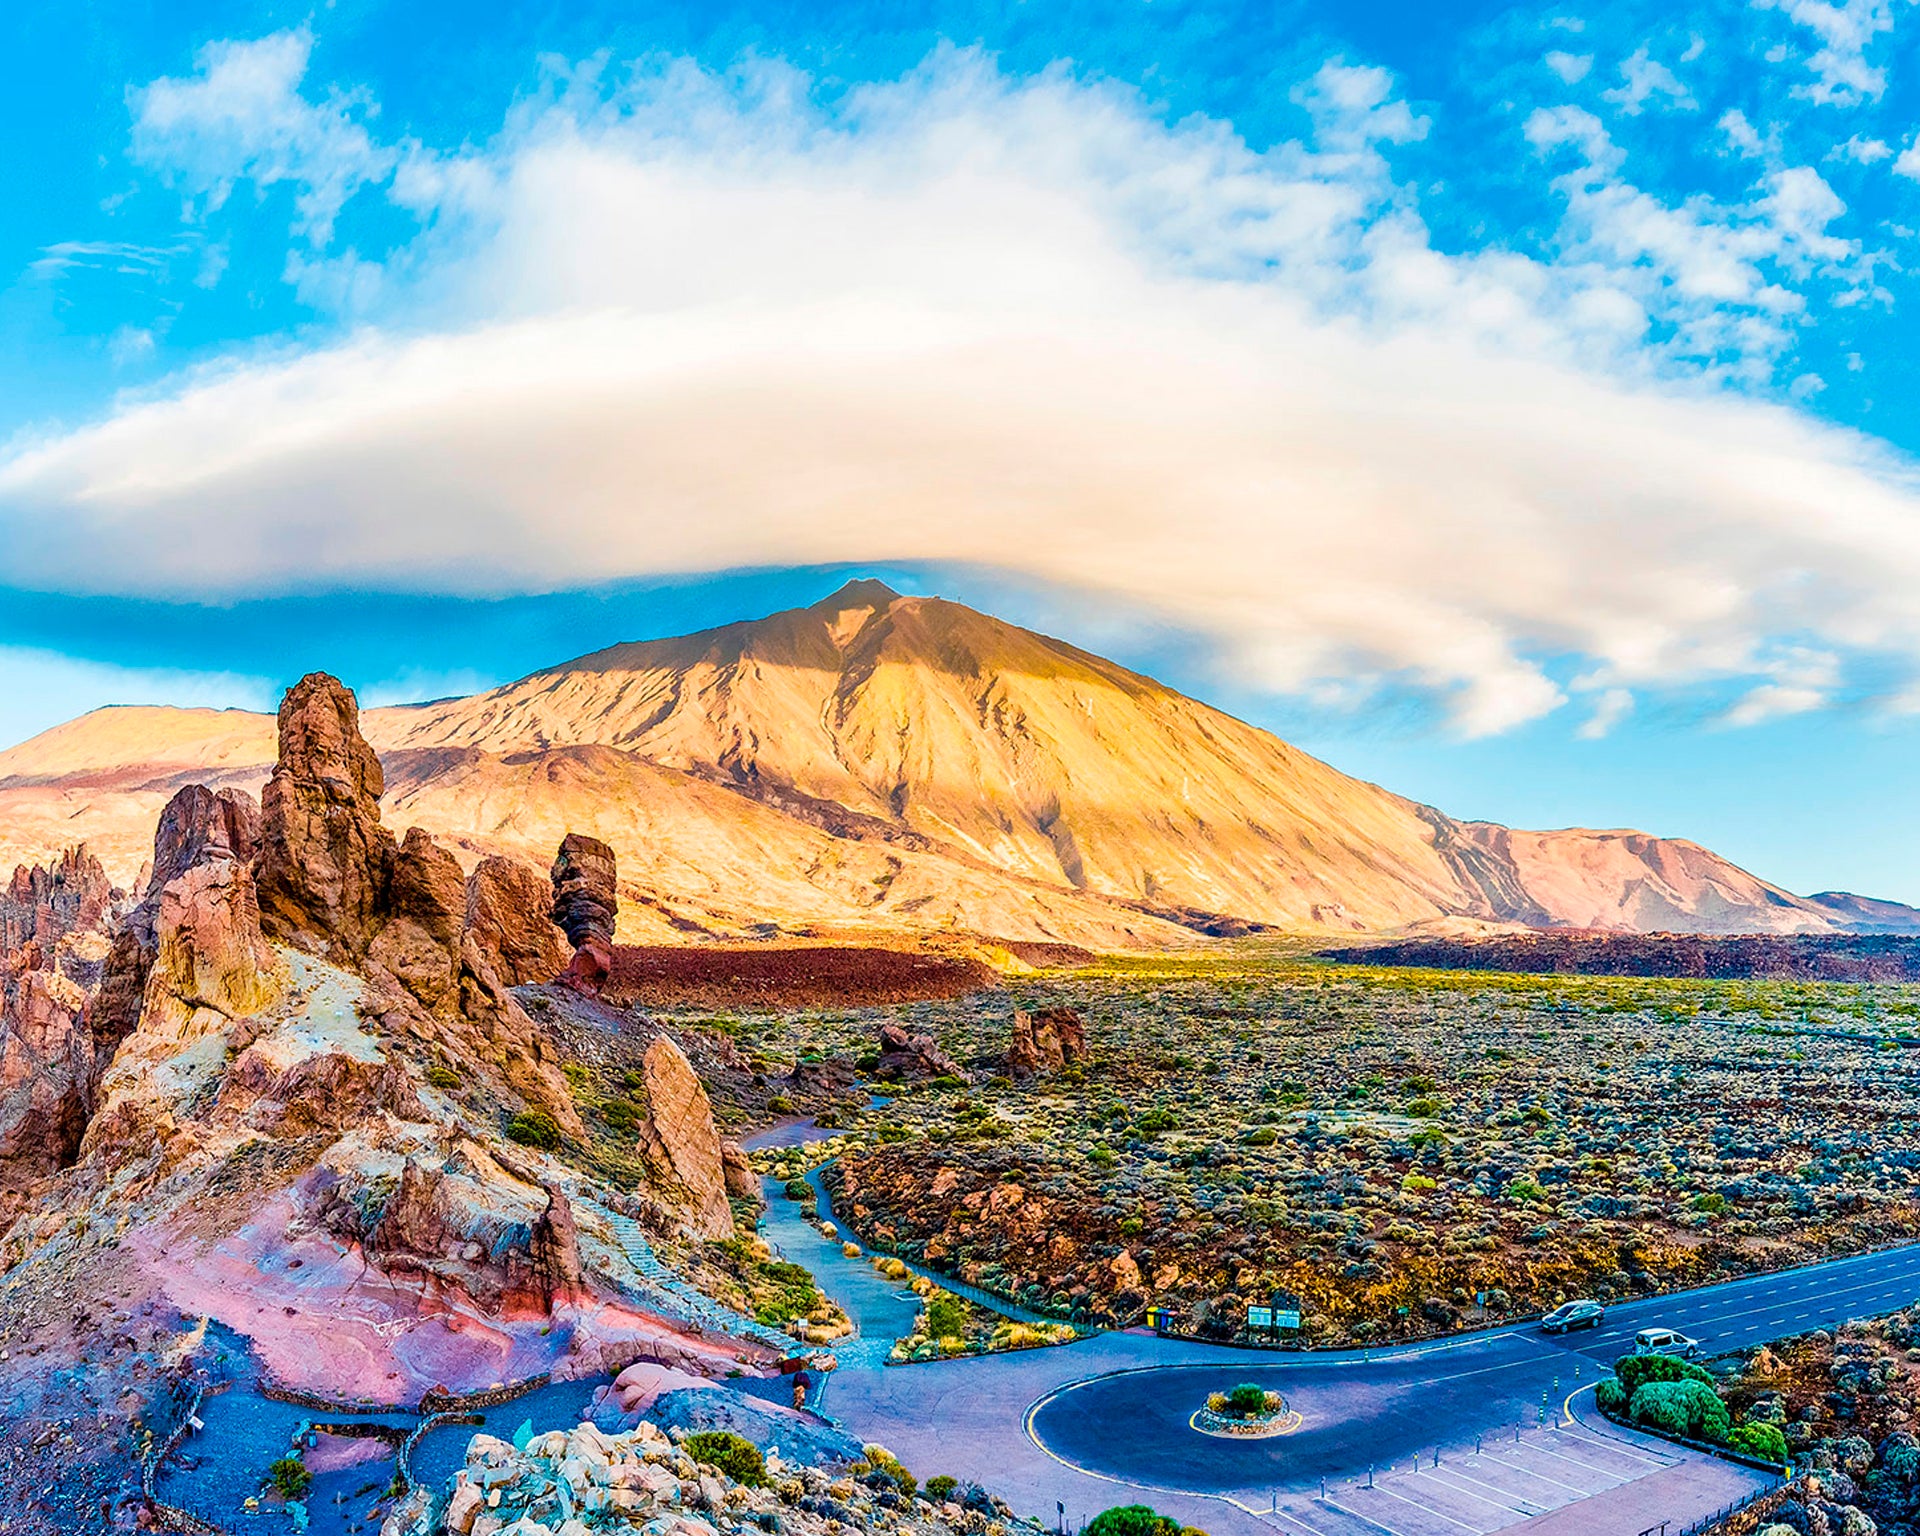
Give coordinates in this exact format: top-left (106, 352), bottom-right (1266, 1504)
top-left (638, 1035), bottom-right (735, 1242)
top-left (465, 856), bottom-right (570, 988)
top-left (255, 673), bottom-right (398, 962)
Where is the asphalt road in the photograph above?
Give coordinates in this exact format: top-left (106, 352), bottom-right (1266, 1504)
top-left (748, 1122), bottom-right (1920, 1535)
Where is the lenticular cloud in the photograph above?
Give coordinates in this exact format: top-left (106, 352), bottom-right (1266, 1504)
top-left (5, 45), bottom-right (1920, 735)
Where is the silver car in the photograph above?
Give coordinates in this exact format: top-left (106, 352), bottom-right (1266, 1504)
top-left (1633, 1326), bottom-right (1700, 1358)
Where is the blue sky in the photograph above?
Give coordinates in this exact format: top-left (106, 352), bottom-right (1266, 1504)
top-left (2, 0), bottom-right (1919, 902)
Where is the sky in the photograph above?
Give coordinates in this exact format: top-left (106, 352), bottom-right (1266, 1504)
top-left (0, 0), bottom-right (1918, 901)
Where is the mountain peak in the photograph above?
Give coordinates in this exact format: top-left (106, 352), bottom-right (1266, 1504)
top-left (811, 577), bottom-right (902, 611)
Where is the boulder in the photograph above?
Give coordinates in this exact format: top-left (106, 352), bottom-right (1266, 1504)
top-left (466, 856), bottom-right (570, 987)
top-left (550, 835), bottom-right (618, 996)
top-left (1006, 1006), bottom-right (1088, 1080)
top-left (637, 1035), bottom-right (735, 1241)
top-left (721, 1141), bottom-right (761, 1204)
top-left (254, 673), bottom-right (397, 960)
top-left (872, 1021), bottom-right (965, 1083)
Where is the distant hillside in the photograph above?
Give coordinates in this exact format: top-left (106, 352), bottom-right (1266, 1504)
top-left (1320, 931), bottom-right (1920, 982)
top-left (3, 579), bottom-right (1913, 945)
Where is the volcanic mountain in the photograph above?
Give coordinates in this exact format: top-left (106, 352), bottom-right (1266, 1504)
top-left (1, 580), bottom-right (1910, 943)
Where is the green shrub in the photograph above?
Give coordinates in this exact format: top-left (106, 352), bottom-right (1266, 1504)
top-left (1627, 1379), bottom-right (1729, 1443)
top-left (1085, 1506), bottom-right (1179, 1536)
top-left (1226, 1383), bottom-right (1270, 1416)
top-left (925, 1294), bottom-right (968, 1339)
top-left (264, 1457), bottom-right (312, 1499)
top-left (925, 1475), bottom-right (959, 1501)
top-left (1594, 1378), bottom-right (1628, 1415)
top-left (862, 1446), bottom-right (917, 1497)
top-left (783, 1178), bottom-right (812, 1200)
top-left (424, 1064), bottom-right (461, 1091)
top-left (1614, 1353), bottom-right (1713, 1395)
top-left (1728, 1422), bottom-right (1790, 1464)
top-left (505, 1109), bottom-right (562, 1149)
top-left (684, 1430), bottom-right (766, 1487)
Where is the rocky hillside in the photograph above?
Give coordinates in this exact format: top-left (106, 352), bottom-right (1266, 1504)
top-left (0, 673), bottom-right (813, 1529)
top-left (2, 581), bottom-right (1911, 942)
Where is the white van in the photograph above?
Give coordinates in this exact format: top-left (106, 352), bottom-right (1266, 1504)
top-left (1633, 1326), bottom-right (1700, 1359)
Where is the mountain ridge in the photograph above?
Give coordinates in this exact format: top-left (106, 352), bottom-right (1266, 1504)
top-left (3, 580), bottom-right (1913, 943)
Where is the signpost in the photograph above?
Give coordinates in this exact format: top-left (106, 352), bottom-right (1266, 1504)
top-left (1247, 1306), bottom-right (1273, 1329)
top-left (1274, 1309), bottom-right (1302, 1330)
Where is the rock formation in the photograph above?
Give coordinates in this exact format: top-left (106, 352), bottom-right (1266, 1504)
top-left (91, 786), bottom-right (259, 1052)
top-left (0, 966), bottom-right (93, 1198)
top-left (465, 855), bottom-right (570, 987)
top-left (127, 859), bottom-right (285, 1060)
top-left (0, 845), bottom-right (113, 957)
top-left (360, 1142), bottom-right (586, 1312)
top-left (1005, 1006), bottom-right (1089, 1080)
top-left (550, 834), bottom-right (618, 995)
top-left (254, 672), bottom-right (396, 960)
top-left (872, 1021), bottom-right (966, 1083)
top-left (637, 1035), bottom-right (735, 1241)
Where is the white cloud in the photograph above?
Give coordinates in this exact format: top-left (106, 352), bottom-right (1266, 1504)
top-left (1895, 138), bottom-right (1920, 179)
top-left (3, 44), bottom-right (1920, 740)
top-left (1831, 133), bottom-right (1893, 162)
top-left (1544, 51), bottom-right (1592, 84)
top-left (1577, 687), bottom-right (1635, 739)
top-left (1602, 46), bottom-right (1697, 116)
top-left (1753, 0), bottom-right (1905, 106)
top-left (1719, 647), bottom-right (1842, 726)
top-left (128, 29), bottom-right (396, 243)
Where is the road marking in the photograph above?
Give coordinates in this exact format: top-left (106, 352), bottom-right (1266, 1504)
top-left (1474, 1447), bottom-right (1600, 1496)
top-left (1359, 1480), bottom-right (1483, 1533)
top-left (1262, 1507), bottom-right (1340, 1536)
top-left (1321, 1496), bottom-right (1405, 1536)
top-left (1417, 1464), bottom-right (1540, 1514)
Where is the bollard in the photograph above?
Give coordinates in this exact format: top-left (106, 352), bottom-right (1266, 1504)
top-left (1432, 1447), bottom-right (1440, 1468)
top-left (1368, 1464), bottom-right (1374, 1489)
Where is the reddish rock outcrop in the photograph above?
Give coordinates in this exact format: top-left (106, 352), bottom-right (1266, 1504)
top-left (255, 673), bottom-right (397, 961)
top-left (465, 856), bottom-right (570, 988)
top-left (137, 860), bottom-right (284, 1044)
top-left (551, 835), bottom-right (618, 996)
top-left (637, 1035), bottom-right (735, 1241)
top-left (363, 1144), bottom-right (586, 1311)
top-left (0, 846), bottom-right (113, 957)
top-left (0, 967), bottom-right (93, 1197)
top-left (91, 785), bottom-right (260, 1053)
top-left (873, 1021), bottom-right (966, 1083)
top-left (1006, 1006), bottom-right (1089, 1080)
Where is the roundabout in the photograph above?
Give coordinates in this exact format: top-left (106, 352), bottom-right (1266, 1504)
top-left (1189, 1383), bottom-right (1303, 1439)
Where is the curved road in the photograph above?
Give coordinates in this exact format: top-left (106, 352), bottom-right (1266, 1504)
top-left (752, 1140), bottom-right (1920, 1536)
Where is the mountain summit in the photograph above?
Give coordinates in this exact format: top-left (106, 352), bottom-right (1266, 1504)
top-left (1, 582), bottom-right (1910, 943)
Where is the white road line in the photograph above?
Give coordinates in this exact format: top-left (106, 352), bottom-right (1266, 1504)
top-left (1548, 1429), bottom-right (1675, 1470)
top-left (1263, 1508), bottom-right (1337, 1536)
top-left (1474, 1447), bottom-right (1605, 1495)
top-left (1418, 1464), bottom-right (1543, 1515)
top-left (1359, 1481), bottom-right (1485, 1534)
top-left (1321, 1495), bottom-right (1407, 1536)
top-left (1513, 1439), bottom-right (1667, 1482)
